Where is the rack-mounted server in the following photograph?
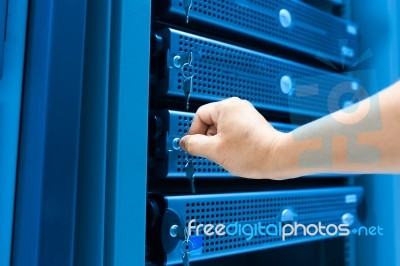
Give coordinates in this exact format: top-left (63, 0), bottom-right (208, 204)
top-left (155, 0), bottom-right (358, 66)
top-left (147, 186), bottom-right (363, 265)
top-left (153, 29), bottom-right (361, 118)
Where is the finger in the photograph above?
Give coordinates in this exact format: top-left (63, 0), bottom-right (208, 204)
top-left (206, 125), bottom-right (217, 136)
top-left (179, 134), bottom-right (219, 159)
top-left (189, 102), bottom-right (220, 135)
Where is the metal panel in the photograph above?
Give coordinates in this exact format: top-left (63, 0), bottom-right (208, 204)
top-left (156, 29), bottom-right (362, 117)
top-left (0, 0), bottom-right (27, 265)
top-left (0, 0), bottom-right (7, 78)
top-left (104, 0), bottom-right (151, 265)
top-left (73, 0), bottom-right (111, 264)
top-left (159, 187), bottom-right (363, 265)
top-left (12, 0), bottom-right (87, 265)
top-left (157, 0), bottom-right (359, 66)
top-left (351, 0), bottom-right (400, 265)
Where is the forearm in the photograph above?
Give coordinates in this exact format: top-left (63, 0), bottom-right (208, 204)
top-left (272, 81), bottom-right (400, 178)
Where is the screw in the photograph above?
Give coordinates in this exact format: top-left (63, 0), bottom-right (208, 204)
top-left (170, 225), bottom-right (179, 237)
top-left (173, 55), bottom-right (182, 68)
top-left (172, 138), bottom-right (181, 150)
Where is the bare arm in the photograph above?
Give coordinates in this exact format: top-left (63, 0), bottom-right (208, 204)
top-left (179, 81), bottom-right (400, 179)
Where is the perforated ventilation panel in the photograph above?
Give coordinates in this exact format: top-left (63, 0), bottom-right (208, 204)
top-left (158, 29), bottom-right (361, 118)
top-left (160, 0), bottom-right (358, 66)
top-left (164, 187), bottom-right (363, 265)
top-left (155, 110), bottom-right (296, 178)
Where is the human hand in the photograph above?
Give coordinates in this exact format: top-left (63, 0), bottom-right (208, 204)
top-left (179, 97), bottom-right (288, 179)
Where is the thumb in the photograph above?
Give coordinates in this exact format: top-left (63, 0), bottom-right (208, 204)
top-left (179, 134), bottom-right (218, 158)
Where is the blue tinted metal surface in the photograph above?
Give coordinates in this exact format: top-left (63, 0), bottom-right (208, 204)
top-left (163, 187), bottom-right (363, 265)
top-left (158, 29), bottom-right (361, 117)
top-left (0, 0), bottom-right (27, 264)
top-left (0, 0), bottom-right (7, 77)
top-left (352, 0), bottom-right (400, 265)
top-left (73, 0), bottom-right (111, 264)
top-left (159, 0), bottom-right (358, 66)
top-left (104, 0), bottom-right (151, 265)
top-left (12, 0), bottom-right (87, 265)
top-left (154, 110), bottom-right (296, 178)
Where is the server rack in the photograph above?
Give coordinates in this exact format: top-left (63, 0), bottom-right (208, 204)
top-left (7, 0), bottom-right (399, 265)
top-left (147, 0), bottom-right (364, 265)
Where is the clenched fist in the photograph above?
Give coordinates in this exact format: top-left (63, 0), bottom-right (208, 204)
top-left (179, 97), bottom-right (288, 179)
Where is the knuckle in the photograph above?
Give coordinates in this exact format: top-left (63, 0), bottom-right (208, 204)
top-left (194, 108), bottom-right (205, 119)
top-left (225, 97), bottom-right (241, 104)
top-left (241, 99), bottom-right (250, 104)
top-left (196, 105), bottom-right (205, 113)
top-left (241, 99), bottom-right (252, 107)
top-left (221, 97), bottom-right (243, 110)
top-left (231, 97), bottom-right (242, 103)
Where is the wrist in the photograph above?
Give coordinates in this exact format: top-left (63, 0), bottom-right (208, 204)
top-left (265, 131), bottom-right (310, 179)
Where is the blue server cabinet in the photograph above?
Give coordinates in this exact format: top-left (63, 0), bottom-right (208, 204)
top-left (147, 0), bottom-right (365, 263)
top-left (5, 0), bottom-right (399, 265)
